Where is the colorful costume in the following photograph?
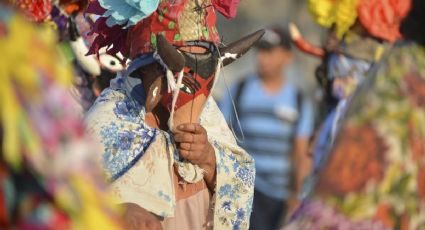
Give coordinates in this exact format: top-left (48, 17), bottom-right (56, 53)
top-left (286, 40), bottom-right (425, 230)
top-left (11, 0), bottom-right (129, 113)
top-left (85, 0), bottom-right (263, 229)
top-left (0, 5), bottom-right (121, 229)
top-left (285, 0), bottom-right (425, 229)
top-left (289, 0), bottom-right (411, 198)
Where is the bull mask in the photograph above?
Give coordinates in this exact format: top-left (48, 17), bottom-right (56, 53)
top-left (136, 30), bottom-right (264, 131)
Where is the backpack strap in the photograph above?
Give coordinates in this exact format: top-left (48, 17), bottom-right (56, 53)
top-left (296, 86), bottom-right (302, 118)
top-left (233, 77), bottom-right (248, 120)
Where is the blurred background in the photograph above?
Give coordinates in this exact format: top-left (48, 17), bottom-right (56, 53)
top-left (214, 0), bottom-right (325, 99)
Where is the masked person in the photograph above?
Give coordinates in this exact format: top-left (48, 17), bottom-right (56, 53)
top-left (84, 0), bottom-right (264, 229)
top-left (219, 27), bottom-right (315, 230)
top-left (289, 0), bottom-right (411, 201)
top-left (283, 0), bottom-right (425, 229)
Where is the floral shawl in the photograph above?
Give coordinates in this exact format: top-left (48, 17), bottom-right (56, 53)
top-left (85, 74), bottom-right (255, 229)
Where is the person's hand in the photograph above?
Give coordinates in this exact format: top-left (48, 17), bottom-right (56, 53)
top-left (284, 196), bottom-right (301, 224)
top-left (122, 203), bottom-right (163, 230)
top-left (173, 123), bottom-right (215, 168)
top-left (173, 123), bottom-right (217, 191)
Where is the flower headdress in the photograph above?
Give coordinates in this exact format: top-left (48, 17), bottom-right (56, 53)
top-left (290, 0), bottom-right (412, 61)
top-left (87, 0), bottom-right (242, 58)
top-left (309, 0), bottom-right (411, 42)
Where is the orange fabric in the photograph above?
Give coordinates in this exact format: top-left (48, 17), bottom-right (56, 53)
top-left (317, 124), bottom-right (386, 195)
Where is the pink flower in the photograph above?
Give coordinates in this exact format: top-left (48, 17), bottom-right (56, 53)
top-left (212, 0), bottom-right (240, 19)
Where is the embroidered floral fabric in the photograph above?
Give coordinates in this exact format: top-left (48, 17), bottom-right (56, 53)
top-left (286, 44), bottom-right (425, 229)
top-left (85, 74), bottom-right (255, 229)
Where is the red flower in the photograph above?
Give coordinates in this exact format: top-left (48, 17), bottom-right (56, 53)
top-left (212, 0), bottom-right (240, 19)
top-left (357, 0), bottom-right (412, 42)
top-left (14, 0), bottom-right (52, 22)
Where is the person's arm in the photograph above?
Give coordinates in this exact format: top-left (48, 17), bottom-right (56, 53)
top-left (293, 94), bottom-right (315, 193)
top-left (293, 137), bottom-right (312, 194)
top-left (287, 94), bottom-right (315, 220)
top-left (285, 138), bottom-right (311, 225)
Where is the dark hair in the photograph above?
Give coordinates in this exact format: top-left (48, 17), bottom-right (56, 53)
top-left (400, 0), bottom-right (425, 46)
top-left (256, 26), bottom-right (292, 51)
top-left (271, 26), bottom-right (292, 50)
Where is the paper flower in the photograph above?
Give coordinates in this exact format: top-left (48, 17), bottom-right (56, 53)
top-left (97, 0), bottom-right (160, 27)
top-left (212, 0), bottom-right (241, 19)
top-left (13, 0), bottom-right (52, 22)
top-left (308, 0), bottom-right (359, 38)
top-left (357, 0), bottom-right (411, 42)
top-left (309, 0), bottom-right (411, 42)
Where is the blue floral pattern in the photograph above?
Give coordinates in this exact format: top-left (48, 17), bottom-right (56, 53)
top-left (100, 123), bottom-right (157, 179)
top-left (86, 75), bottom-right (255, 229)
top-left (201, 99), bottom-right (256, 229)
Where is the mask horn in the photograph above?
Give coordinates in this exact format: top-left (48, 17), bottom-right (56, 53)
top-left (289, 23), bottom-right (325, 58)
top-left (219, 29), bottom-right (265, 66)
top-left (156, 35), bottom-right (185, 72)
